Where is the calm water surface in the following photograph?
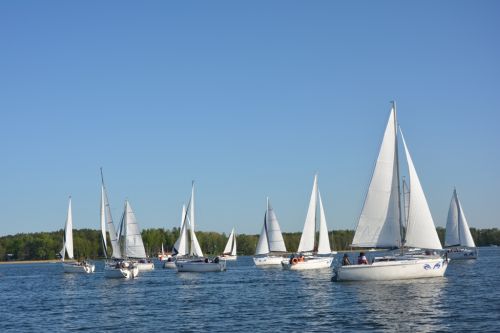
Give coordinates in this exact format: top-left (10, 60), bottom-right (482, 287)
top-left (1, 248), bottom-right (499, 332)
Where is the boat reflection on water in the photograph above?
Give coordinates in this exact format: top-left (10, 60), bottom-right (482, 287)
top-left (352, 278), bottom-right (449, 332)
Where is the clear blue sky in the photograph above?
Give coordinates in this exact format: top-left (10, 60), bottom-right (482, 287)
top-left (1, 1), bottom-right (499, 236)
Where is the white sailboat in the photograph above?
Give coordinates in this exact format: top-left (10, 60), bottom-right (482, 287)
top-left (253, 198), bottom-right (287, 266)
top-left (282, 175), bottom-right (334, 270)
top-left (118, 200), bottom-right (155, 271)
top-left (100, 169), bottom-right (139, 279)
top-left (158, 243), bottom-right (171, 261)
top-left (220, 228), bottom-right (237, 260)
top-left (175, 182), bottom-right (226, 272)
top-left (444, 188), bottom-right (478, 259)
top-left (334, 102), bottom-right (448, 281)
top-left (60, 197), bottom-right (95, 274)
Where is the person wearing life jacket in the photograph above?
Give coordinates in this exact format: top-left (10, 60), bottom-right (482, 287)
top-left (357, 252), bottom-right (369, 265)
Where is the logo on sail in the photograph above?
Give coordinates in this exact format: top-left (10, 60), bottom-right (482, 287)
top-left (423, 264), bottom-right (431, 270)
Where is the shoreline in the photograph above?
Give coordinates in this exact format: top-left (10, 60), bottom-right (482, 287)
top-left (0, 259), bottom-right (73, 265)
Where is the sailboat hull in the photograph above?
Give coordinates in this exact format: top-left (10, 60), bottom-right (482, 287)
top-left (281, 256), bottom-right (333, 270)
top-left (176, 259), bottom-right (226, 272)
top-left (219, 255), bottom-right (237, 261)
top-left (62, 262), bottom-right (95, 274)
top-left (253, 255), bottom-right (284, 266)
top-left (136, 261), bottom-right (155, 271)
top-left (163, 258), bottom-right (177, 269)
top-left (446, 248), bottom-right (478, 260)
top-left (334, 257), bottom-right (448, 281)
top-left (104, 261), bottom-right (139, 279)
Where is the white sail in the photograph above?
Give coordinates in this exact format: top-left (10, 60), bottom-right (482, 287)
top-left (402, 178), bottom-right (410, 228)
top-left (298, 175), bottom-right (318, 253)
top-left (173, 204), bottom-right (189, 256)
top-left (445, 189), bottom-right (475, 247)
top-left (173, 205), bottom-right (189, 256)
top-left (266, 200), bottom-right (287, 252)
top-left (400, 130), bottom-right (442, 250)
top-left (60, 197), bottom-right (74, 260)
top-left (121, 200), bottom-right (148, 258)
top-left (317, 191), bottom-right (331, 254)
top-left (352, 108), bottom-right (401, 248)
top-left (255, 216), bottom-right (270, 255)
top-left (223, 228), bottom-right (235, 255)
top-left (231, 230), bottom-right (237, 256)
top-left (101, 177), bottom-right (121, 259)
top-left (100, 186), bottom-right (108, 255)
top-left (188, 183), bottom-right (204, 257)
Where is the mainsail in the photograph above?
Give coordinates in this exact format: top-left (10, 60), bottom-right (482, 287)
top-left (100, 169), bottom-right (122, 259)
top-left (297, 175), bottom-right (318, 253)
top-left (60, 197), bottom-right (74, 260)
top-left (120, 200), bottom-right (148, 259)
top-left (445, 189), bottom-right (475, 248)
top-left (173, 204), bottom-right (189, 256)
top-left (351, 108), bottom-right (401, 248)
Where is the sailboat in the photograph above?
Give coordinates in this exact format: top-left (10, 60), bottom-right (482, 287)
top-left (175, 182), bottom-right (227, 272)
top-left (334, 102), bottom-right (448, 281)
top-left (60, 197), bottom-right (95, 274)
top-left (164, 204), bottom-right (187, 269)
top-left (158, 243), bottom-right (171, 261)
top-left (100, 169), bottom-right (139, 279)
top-left (444, 188), bottom-right (478, 259)
top-left (282, 175), bottom-right (334, 270)
top-left (220, 228), bottom-right (237, 260)
top-left (118, 200), bottom-right (155, 271)
top-left (253, 198), bottom-right (287, 266)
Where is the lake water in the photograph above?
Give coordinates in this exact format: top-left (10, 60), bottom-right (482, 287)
top-left (1, 248), bottom-right (499, 332)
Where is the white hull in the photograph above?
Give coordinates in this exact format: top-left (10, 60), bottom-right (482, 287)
top-left (176, 259), bottom-right (226, 272)
top-left (219, 255), bottom-right (237, 261)
top-left (282, 256), bottom-right (333, 270)
top-left (163, 259), bottom-right (177, 269)
top-left (62, 262), bottom-right (95, 274)
top-left (447, 248), bottom-right (478, 260)
top-left (136, 262), bottom-right (155, 271)
top-left (104, 262), bottom-right (139, 279)
top-left (253, 255), bottom-right (284, 266)
top-left (334, 257), bottom-right (448, 281)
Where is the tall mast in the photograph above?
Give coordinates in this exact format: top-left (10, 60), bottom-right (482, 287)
top-left (392, 101), bottom-right (405, 248)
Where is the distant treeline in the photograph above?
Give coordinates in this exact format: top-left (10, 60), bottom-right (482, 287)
top-left (1, 227), bottom-right (499, 261)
